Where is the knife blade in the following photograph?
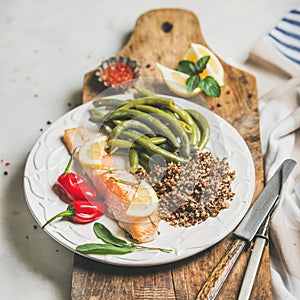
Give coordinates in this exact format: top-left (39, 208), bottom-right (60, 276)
top-left (237, 159), bottom-right (295, 299)
top-left (195, 159), bottom-right (296, 300)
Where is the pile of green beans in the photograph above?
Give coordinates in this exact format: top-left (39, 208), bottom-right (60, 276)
top-left (89, 94), bottom-right (210, 172)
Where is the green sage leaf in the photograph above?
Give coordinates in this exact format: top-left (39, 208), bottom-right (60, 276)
top-left (177, 60), bottom-right (197, 75)
top-left (93, 223), bottom-right (128, 246)
top-left (196, 56), bottom-right (210, 73)
top-left (199, 76), bottom-right (221, 97)
top-left (186, 75), bottom-right (200, 93)
top-left (76, 243), bottom-right (137, 255)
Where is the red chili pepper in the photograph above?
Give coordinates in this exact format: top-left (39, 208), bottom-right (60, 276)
top-left (55, 149), bottom-right (97, 202)
top-left (42, 200), bottom-right (106, 229)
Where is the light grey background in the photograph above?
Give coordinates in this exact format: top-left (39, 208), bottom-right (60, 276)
top-left (0, 0), bottom-right (297, 299)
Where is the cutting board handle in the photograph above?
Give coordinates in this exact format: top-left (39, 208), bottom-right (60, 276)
top-left (119, 8), bottom-right (208, 69)
top-left (83, 8), bottom-right (210, 103)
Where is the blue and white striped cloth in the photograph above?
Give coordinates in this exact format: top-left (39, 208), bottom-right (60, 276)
top-left (267, 8), bottom-right (300, 68)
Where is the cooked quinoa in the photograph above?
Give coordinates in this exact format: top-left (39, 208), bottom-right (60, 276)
top-left (136, 151), bottom-right (236, 227)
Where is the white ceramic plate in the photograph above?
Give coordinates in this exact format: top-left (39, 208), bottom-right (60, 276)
top-left (24, 95), bottom-right (255, 267)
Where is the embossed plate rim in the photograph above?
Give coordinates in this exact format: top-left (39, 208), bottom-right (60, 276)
top-left (23, 94), bottom-right (255, 267)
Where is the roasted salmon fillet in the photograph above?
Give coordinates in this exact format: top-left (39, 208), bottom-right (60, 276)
top-left (63, 127), bottom-right (160, 243)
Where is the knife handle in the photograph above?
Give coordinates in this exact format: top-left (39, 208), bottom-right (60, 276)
top-left (196, 239), bottom-right (247, 300)
top-left (237, 236), bottom-right (266, 300)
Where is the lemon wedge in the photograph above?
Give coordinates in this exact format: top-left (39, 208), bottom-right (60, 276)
top-left (78, 135), bottom-right (107, 168)
top-left (126, 181), bottom-right (159, 217)
top-left (156, 63), bottom-right (201, 97)
top-left (183, 43), bottom-right (224, 86)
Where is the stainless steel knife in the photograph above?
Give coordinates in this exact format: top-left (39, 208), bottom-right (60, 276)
top-left (237, 158), bottom-right (294, 300)
top-left (237, 215), bottom-right (271, 300)
top-left (195, 159), bottom-right (297, 300)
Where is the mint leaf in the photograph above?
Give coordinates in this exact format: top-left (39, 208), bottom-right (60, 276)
top-left (177, 60), bottom-right (197, 75)
top-left (196, 56), bottom-right (210, 73)
top-left (199, 76), bottom-right (221, 97)
top-left (186, 75), bottom-right (200, 93)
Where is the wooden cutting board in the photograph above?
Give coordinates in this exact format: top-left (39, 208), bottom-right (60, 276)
top-left (72, 9), bottom-right (271, 300)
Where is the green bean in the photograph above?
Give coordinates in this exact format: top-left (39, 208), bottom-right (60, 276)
top-left (120, 97), bottom-right (174, 110)
top-left (116, 132), bottom-right (166, 149)
top-left (123, 131), bottom-right (189, 164)
top-left (162, 108), bottom-right (180, 120)
top-left (117, 129), bottom-right (143, 141)
top-left (112, 120), bottom-right (122, 125)
top-left (107, 139), bottom-right (134, 148)
top-left (106, 147), bottom-right (129, 155)
top-left (101, 109), bottom-right (143, 122)
top-left (89, 115), bottom-right (104, 124)
top-left (100, 109), bottom-right (179, 147)
top-left (134, 105), bottom-right (190, 157)
top-left (109, 119), bottom-right (155, 140)
top-left (158, 142), bottom-right (175, 152)
top-left (138, 155), bottom-right (151, 173)
top-left (107, 134), bottom-right (137, 153)
top-left (106, 145), bottom-right (152, 172)
top-left (139, 151), bottom-right (151, 162)
top-left (134, 86), bottom-right (156, 98)
top-left (162, 109), bottom-right (192, 133)
top-left (108, 131), bottom-right (165, 154)
top-left (186, 109), bottom-right (210, 150)
top-left (138, 151), bottom-right (155, 172)
top-left (91, 109), bottom-right (104, 118)
top-left (148, 137), bottom-right (167, 145)
top-left (129, 148), bottom-right (139, 172)
top-left (119, 97), bottom-right (199, 147)
top-left (140, 152), bottom-right (167, 167)
top-left (93, 98), bottom-right (129, 108)
top-left (167, 104), bottom-right (201, 146)
top-left (89, 110), bottom-right (117, 126)
top-left (178, 120), bottom-right (192, 133)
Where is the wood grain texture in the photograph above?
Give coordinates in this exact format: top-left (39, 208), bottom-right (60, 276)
top-left (73, 8), bottom-right (271, 300)
top-left (72, 255), bottom-right (176, 300)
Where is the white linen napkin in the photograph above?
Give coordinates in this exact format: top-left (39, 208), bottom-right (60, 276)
top-left (245, 7), bottom-right (300, 300)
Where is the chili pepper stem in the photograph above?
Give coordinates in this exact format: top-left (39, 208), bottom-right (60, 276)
top-left (63, 148), bottom-right (77, 174)
top-left (42, 206), bottom-right (74, 229)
